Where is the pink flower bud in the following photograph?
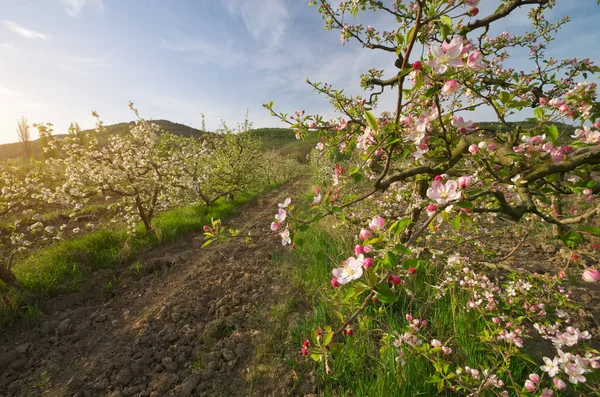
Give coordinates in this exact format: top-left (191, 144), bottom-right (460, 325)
top-left (301, 347), bottom-right (308, 356)
top-left (539, 97), bottom-right (547, 105)
top-left (469, 144), bottom-right (480, 154)
top-left (593, 243), bottom-right (600, 251)
top-left (331, 278), bottom-right (341, 288)
top-left (524, 380), bottom-right (536, 392)
top-left (434, 175), bottom-right (443, 181)
top-left (413, 60), bottom-right (423, 70)
top-left (359, 228), bottom-right (372, 241)
top-left (354, 244), bottom-right (364, 255)
top-left (430, 339), bottom-right (442, 347)
top-left (468, 7), bottom-right (479, 16)
top-left (203, 225), bottom-right (210, 231)
top-left (369, 215), bottom-right (385, 231)
top-left (553, 378), bottom-right (566, 390)
top-left (458, 176), bottom-right (472, 189)
top-left (582, 269), bottom-right (600, 282)
top-left (271, 222), bottom-right (281, 231)
top-left (595, 121), bottom-right (600, 129)
top-left (487, 143), bottom-right (497, 151)
top-left (346, 328), bottom-right (353, 336)
top-left (363, 244), bottom-right (373, 253)
top-left (408, 267), bottom-right (416, 275)
top-left (427, 203), bottom-right (437, 212)
top-left (583, 188), bottom-right (592, 196)
top-left (442, 346), bottom-right (452, 355)
top-left (363, 257), bottom-right (374, 269)
top-left (405, 314), bottom-right (413, 321)
top-left (529, 373), bottom-right (540, 383)
top-left (442, 80), bottom-right (460, 95)
top-left (391, 275), bottom-right (401, 285)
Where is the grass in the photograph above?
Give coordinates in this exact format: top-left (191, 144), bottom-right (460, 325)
top-left (284, 223), bottom-right (534, 396)
top-left (1, 184), bottom-right (274, 324)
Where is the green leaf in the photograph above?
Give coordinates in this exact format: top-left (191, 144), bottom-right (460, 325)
top-left (383, 251), bottom-right (398, 270)
top-left (453, 215), bottom-right (461, 232)
top-left (580, 224), bottom-right (600, 237)
top-left (323, 330), bottom-right (333, 346)
top-left (561, 231), bottom-right (583, 248)
top-left (310, 353), bottom-right (323, 362)
top-left (403, 258), bottom-right (419, 269)
top-left (389, 217), bottom-right (411, 234)
top-left (395, 244), bottom-right (412, 255)
top-left (454, 201), bottom-right (473, 209)
top-left (364, 111), bottom-right (378, 133)
top-left (545, 124), bottom-right (559, 144)
top-left (440, 15), bottom-right (453, 28)
top-left (201, 239), bottom-right (213, 248)
top-left (330, 343), bottom-right (344, 356)
top-left (375, 283), bottom-right (398, 304)
top-left (534, 107), bottom-right (544, 120)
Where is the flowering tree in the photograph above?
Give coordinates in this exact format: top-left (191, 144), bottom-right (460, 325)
top-left (260, 0), bottom-right (600, 395)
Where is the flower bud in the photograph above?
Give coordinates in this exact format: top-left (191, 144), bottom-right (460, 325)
top-left (408, 267), bottom-right (416, 274)
top-left (582, 269), bottom-right (600, 282)
top-left (529, 373), bottom-right (540, 383)
top-left (363, 257), bottom-right (374, 269)
top-left (553, 378), bottom-right (566, 390)
top-left (427, 203), bottom-right (437, 212)
top-left (413, 60), bottom-right (423, 70)
top-left (331, 278), bottom-right (341, 288)
top-left (369, 215), bottom-right (385, 231)
top-left (203, 225), bottom-right (210, 231)
top-left (468, 7), bottom-right (479, 16)
top-left (442, 80), bottom-right (460, 95)
top-left (524, 380), bottom-right (536, 392)
top-left (346, 328), bottom-right (353, 336)
top-left (359, 228), bottom-right (372, 241)
top-left (354, 244), bottom-right (364, 255)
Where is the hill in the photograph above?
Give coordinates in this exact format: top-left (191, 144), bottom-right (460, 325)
top-left (0, 120), bottom-right (205, 161)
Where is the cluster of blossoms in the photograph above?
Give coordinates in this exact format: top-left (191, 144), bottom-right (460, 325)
top-left (271, 197), bottom-right (292, 246)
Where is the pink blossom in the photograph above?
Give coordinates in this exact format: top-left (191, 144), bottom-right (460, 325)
top-left (316, 142), bottom-right (324, 151)
top-left (457, 176), bottom-right (472, 189)
top-left (270, 222), bottom-right (281, 231)
top-left (442, 80), bottom-right (460, 95)
top-left (442, 346), bottom-right (452, 355)
top-left (487, 143), bottom-right (497, 151)
top-left (582, 269), bottom-right (600, 282)
top-left (278, 197), bottom-right (291, 208)
top-left (541, 357), bottom-right (560, 377)
top-left (540, 388), bottom-right (554, 397)
top-left (427, 37), bottom-right (464, 74)
top-left (280, 228), bottom-right (291, 246)
top-left (464, 0), bottom-right (479, 6)
top-left (468, 144), bottom-right (480, 154)
top-left (553, 378), bottom-right (566, 390)
top-left (427, 180), bottom-right (462, 204)
top-left (466, 51), bottom-right (484, 71)
top-left (430, 339), bottom-right (442, 348)
top-left (451, 116), bottom-right (476, 132)
top-left (369, 215), bottom-right (385, 231)
top-left (332, 255), bottom-right (365, 285)
top-left (359, 228), bottom-right (372, 241)
top-left (275, 208), bottom-right (287, 223)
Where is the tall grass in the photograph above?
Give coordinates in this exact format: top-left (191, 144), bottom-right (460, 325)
top-left (287, 225), bottom-right (533, 396)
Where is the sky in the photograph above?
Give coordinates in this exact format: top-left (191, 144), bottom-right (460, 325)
top-left (0, 0), bottom-right (599, 144)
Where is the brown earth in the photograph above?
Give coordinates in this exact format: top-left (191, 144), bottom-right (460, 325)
top-left (0, 178), bottom-right (311, 397)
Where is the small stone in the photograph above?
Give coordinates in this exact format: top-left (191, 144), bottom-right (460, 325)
top-left (15, 343), bottom-right (32, 354)
top-left (115, 368), bottom-right (132, 386)
top-left (221, 348), bottom-right (236, 362)
top-left (94, 314), bottom-right (108, 323)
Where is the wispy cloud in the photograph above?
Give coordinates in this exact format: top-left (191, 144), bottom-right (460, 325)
top-left (0, 84), bottom-right (23, 98)
top-left (221, 0), bottom-right (289, 47)
top-left (160, 36), bottom-right (247, 68)
top-left (61, 0), bottom-right (104, 18)
top-left (0, 42), bottom-right (17, 51)
top-left (1, 21), bottom-right (51, 41)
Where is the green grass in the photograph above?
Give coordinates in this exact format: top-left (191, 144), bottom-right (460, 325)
top-left (1, 184), bottom-right (274, 323)
top-left (286, 224), bottom-right (534, 396)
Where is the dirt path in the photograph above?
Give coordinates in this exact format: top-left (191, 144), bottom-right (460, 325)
top-left (0, 178), bottom-right (308, 397)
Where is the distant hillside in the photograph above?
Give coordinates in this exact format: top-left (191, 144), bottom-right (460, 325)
top-left (0, 120), bottom-right (205, 160)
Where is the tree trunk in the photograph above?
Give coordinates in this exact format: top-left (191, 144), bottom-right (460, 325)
top-left (0, 266), bottom-right (18, 287)
top-left (401, 180), bottom-right (428, 244)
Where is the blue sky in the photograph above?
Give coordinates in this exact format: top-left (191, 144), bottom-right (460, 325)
top-left (0, 0), bottom-right (599, 144)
